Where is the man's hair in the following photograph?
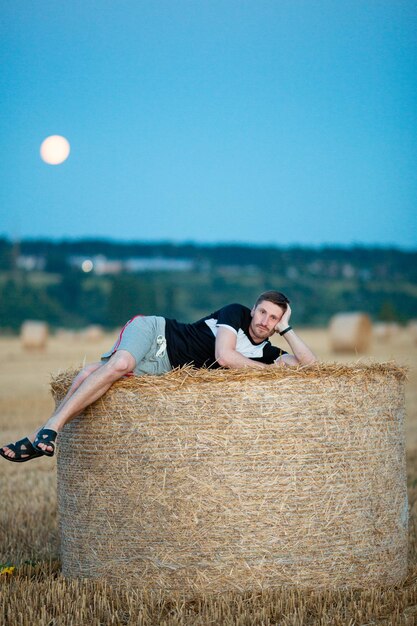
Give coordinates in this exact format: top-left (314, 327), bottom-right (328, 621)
top-left (254, 290), bottom-right (290, 310)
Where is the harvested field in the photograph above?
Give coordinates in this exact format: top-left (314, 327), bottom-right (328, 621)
top-left (1, 328), bottom-right (417, 625)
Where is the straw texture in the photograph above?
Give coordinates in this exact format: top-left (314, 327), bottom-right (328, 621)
top-left (52, 363), bottom-right (408, 593)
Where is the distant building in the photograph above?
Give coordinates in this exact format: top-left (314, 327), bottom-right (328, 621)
top-left (16, 255), bottom-right (46, 271)
top-left (342, 264), bottom-right (355, 279)
top-left (125, 257), bottom-right (194, 272)
top-left (286, 266), bottom-right (299, 279)
top-left (68, 254), bottom-right (193, 274)
top-left (68, 255), bottom-right (123, 275)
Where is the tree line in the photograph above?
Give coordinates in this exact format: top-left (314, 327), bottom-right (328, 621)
top-left (0, 237), bottom-right (415, 332)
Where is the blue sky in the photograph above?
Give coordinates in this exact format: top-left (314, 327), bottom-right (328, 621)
top-left (0, 1), bottom-right (416, 248)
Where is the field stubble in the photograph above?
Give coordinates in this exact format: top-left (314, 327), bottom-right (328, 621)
top-left (1, 329), bottom-right (417, 625)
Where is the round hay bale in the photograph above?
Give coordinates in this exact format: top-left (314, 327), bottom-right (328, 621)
top-left (373, 322), bottom-right (400, 342)
top-left (79, 325), bottom-right (105, 342)
top-left (373, 322), bottom-right (390, 341)
top-left (329, 312), bottom-right (372, 353)
top-left (407, 320), bottom-right (417, 343)
top-left (52, 363), bottom-right (408, 593)
top-left (55, 329), bottom-right (77, 342)
top-left (20, 320), bottom-right (48, 350)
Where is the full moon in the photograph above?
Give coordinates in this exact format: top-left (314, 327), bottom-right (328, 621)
top-left (40, 135), bottom-right (71, 165)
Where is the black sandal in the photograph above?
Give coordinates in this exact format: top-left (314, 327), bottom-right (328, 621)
top-left (33, 428), bottom-right (58, 457)
top-left (0, 437), bottom-right (44, 463)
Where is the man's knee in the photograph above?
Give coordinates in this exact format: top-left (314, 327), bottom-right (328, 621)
top-left (105, 351), bottom-right (135, 378)
top-left (85, 362), bottom-right (102, 375)
top-left (77, 362), bottom-right (102, 383)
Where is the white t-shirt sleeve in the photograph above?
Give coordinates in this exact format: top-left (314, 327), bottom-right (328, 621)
top-left (216, 323), bottom-right (238, 335)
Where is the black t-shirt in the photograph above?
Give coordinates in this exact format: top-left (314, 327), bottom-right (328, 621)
top-left (165, 303), bottom-right (287, 368)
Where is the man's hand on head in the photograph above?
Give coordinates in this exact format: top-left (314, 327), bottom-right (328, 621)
top-left (275, 304), bottom-right (292, 334)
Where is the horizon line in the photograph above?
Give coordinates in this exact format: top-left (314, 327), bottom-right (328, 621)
top-left (2, 234), bottom-right (417, 253)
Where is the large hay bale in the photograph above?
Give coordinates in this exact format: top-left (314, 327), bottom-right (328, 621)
top-left (329, 312), bottom-right (372, 353)
top-left (20, 320), bottom-right (49, 350)
top-left (52, 363), bottom-right (408, 593)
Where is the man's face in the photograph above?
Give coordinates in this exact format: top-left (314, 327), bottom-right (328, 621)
top-left (249, 300), bottom-right (285, 342)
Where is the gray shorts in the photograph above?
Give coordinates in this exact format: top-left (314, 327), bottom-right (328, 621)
top-left (101, 315), bottom-right (173, 376)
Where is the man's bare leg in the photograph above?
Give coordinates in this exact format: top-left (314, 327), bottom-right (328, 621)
top-left (20, 362), bottom-right (104, 451)
top-left (1, 350), bottom-right (136, 459)
top-left (51, 361), bottom-right (103, 416)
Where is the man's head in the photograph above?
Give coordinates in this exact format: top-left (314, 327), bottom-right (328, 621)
top-left (254, 290), bottom-right (290, 311)
top-left (249, 290), bottom-right (290, 342)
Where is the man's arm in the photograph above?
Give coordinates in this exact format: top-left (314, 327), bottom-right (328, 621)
top-left (215, 327), bottom-right (267, 369)
top-left (274, 304), bottom-right (317, 366)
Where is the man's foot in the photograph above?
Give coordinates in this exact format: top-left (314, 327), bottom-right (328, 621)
top-left (33, 428), bottom-right (58, 457)
top-left (0, 437), bottom-right (43, 463)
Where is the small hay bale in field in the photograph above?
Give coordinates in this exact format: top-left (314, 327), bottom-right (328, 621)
top-left (407, 320), bottom-right (417, 343)
top-left (373, 322), bottom-right (400, 342)
top-left (79, 324), bottom-right (104, 342)
top-left (55, 328), bottom-right (77, 341)
top-left (329, 312), bottom-right (372, 353)
top-left (52, 363), bottom-right (408, 593)
top-left (20, 320), bottom-right (48, 350)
